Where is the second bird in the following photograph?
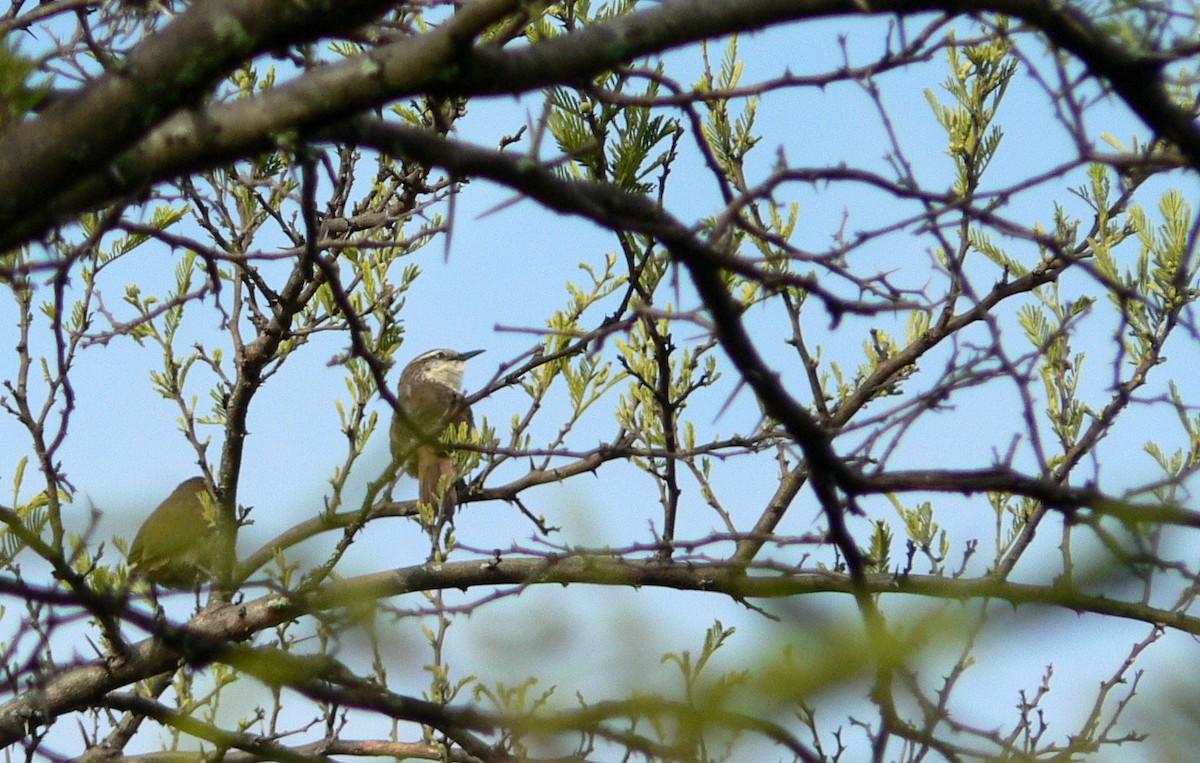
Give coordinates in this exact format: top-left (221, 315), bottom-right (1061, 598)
top-left (128, 477), bottom-right (216, 587)
top-left (390, 348), bottom-right (483, 521)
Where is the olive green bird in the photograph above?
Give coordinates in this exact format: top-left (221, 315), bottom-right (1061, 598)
top-left (127, 477), bottom-right (217, 587)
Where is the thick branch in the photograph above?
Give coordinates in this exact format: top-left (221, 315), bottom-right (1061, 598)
top-left (3, 0), bottom-right (1195, 251)
top-left (0, 0), bottom-right (400, 240)
top-left (0, 555), bottom-right (1190, 749)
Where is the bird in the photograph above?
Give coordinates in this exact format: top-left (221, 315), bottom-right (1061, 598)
top-left (389, 348), bottom-right (483, 522)
top-left (127, 477), bottom-right (217, 587)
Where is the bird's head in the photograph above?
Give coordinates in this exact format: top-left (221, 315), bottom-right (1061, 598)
top-left (402, 348), bottom-right (484, 391)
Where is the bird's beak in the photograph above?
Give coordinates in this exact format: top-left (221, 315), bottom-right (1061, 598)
top-left (457, 349), bottom-right (485, 361)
